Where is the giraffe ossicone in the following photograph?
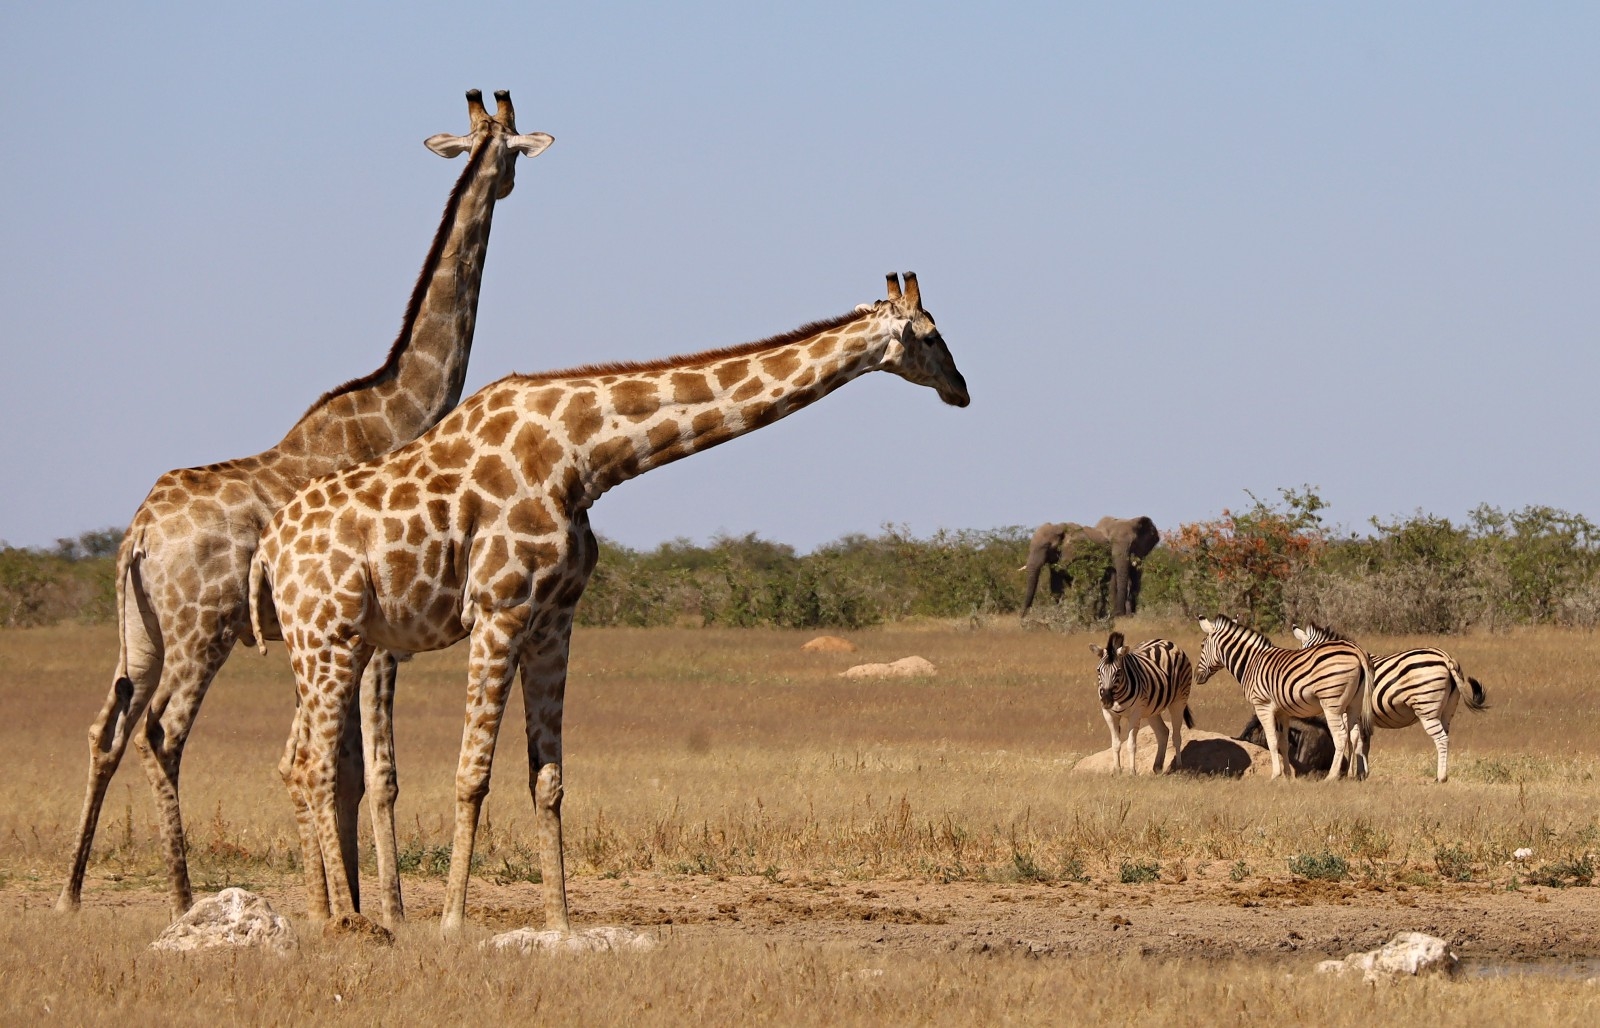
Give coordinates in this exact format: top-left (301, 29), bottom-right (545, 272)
top-left (251, 272), bottom-right (968, 936)
top-left (57, 89), bottom-right (552, 927)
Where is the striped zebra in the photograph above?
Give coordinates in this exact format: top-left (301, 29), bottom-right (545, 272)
top-left (1090, 631), bottom-right (1194, 774)
top-left (1292, 622), bottom-right (1489, 783)
top-left (1195, 615), bottom-right (1374, 781)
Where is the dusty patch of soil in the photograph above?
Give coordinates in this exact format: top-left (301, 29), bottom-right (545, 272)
top-left (25, 870), bottom-right (1599, 965)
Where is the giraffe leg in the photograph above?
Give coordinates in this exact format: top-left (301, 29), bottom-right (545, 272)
top-left (280, 697), bottom-right (331, 923)
top-left (440, 615), bottom-right (523, 937)
top-left (360, 651), bottom-right (404, 926)
top-left (132, 613), bottom-right (235, 920)
top-left (57, 593), bottom-right (163, 913)
top-left (519, 617), bottom-right (574, 933)
top-left (332, 648), bottom-right (375, 914)
top-left (287, 642), bottom-right (367, 923)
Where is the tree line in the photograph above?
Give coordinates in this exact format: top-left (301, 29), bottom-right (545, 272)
top-left (7, 489), bottom-right (1600, 632)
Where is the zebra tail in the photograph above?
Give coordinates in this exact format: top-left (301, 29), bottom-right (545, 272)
top-left (1465, 675), bottom-right (1490, 711)
top-left (1183, 705), bottom-right (1194, 729)
top-left (1357, 649), bottom-right (1375, 743)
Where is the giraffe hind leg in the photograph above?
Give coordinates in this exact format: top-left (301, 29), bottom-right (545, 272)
top-left (57, 602), bottom-right (164, 913)
top-left (520, 616), bottom-right (576, 934)
top-left (361, 651), bottom-right (404, 926)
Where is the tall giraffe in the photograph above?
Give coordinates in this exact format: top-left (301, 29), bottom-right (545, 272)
top-left (58, 90), bottom-right (553, 924)
top-left (249, 273), bottom-right (968, 935)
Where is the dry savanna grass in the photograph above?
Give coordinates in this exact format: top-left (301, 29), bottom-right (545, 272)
top-left (2, 618), bottom-right (1597, 1023)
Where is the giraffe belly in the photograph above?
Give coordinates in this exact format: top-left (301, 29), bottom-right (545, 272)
top-left (361, 584), bottom-right (469, 654)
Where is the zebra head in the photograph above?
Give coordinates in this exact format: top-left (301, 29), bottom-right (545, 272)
top-left (1195, 615), bottom-right (1269, 684)
top-left (1090, 631), bottom-right (1130, 710)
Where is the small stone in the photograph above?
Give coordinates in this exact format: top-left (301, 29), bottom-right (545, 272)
top-left (150, 888), bottom-right (297, 954)
top-left (486, 926), bottom-right (659, 954)
top-left (840, 656), bottom-right (936, 679)
top-left (802, 636), bottom-right (857, 653)
top-left (1313, 931), bottom-right (1459, 981)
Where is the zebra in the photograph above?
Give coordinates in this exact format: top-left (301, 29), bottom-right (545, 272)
top-left (1195, 615), bottom-right (1374, 781)
top-left (1292, 622), bottom-right (1489, 783)
top-left (1089, 631), bottom-right (1194, 774)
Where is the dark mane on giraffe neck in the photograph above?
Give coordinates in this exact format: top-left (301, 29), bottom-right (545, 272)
top-left (509, 307), bottom-right (872, 384)
top-left (293, 137), bottom-right (494, 421)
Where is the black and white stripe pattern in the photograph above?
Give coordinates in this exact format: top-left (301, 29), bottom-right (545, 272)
top-left (1293, 622), bottom-right (1489, 783)
top-left (1090, 631), bottom-right (1194, 774)
top-left (1195, 615), bottom-right (1374, 780)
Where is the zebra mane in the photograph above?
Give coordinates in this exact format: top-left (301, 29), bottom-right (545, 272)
top-left (1104, 630), bottom-right (1125, 654)
top-left (1214, 615), bottom-right (1274, 648)
top-left (1302, 621), bottom-right (1350, 644)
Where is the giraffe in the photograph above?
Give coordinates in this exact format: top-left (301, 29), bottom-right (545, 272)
top-left (57, 90), bottom-right (553, 925)
top-left (249, 272), bottom-right (968, 935)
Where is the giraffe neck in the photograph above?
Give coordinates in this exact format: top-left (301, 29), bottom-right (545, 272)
top-left (275, 138), bottom-right (506, 470)
top-left (549, 308), bottom-right (902, 504)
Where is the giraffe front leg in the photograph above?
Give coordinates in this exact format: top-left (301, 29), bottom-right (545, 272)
top-left (440, 615), bottom-right (522, 938)
top-left (280, 701), bottom-right (330, 923)
top-left (361, 651), bottom-right (404, 926)
top-left (287, 641), bottom-right (366, 925)
top-left (520, 617), bottom-right (575, 933)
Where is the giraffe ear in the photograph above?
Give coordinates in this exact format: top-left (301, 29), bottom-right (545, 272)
top-left (424, 133), bottom-right (473, 158)
top-left (510, 132), bottom-right (554, 159)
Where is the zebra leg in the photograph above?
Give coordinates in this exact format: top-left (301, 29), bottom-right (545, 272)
top-left (1102, 709), bottom-right (1122, 772)
top-left (1325, 709), bottom-right (1350, 782)
top-left (1168, 707), bottom-right (1185, 772)
top-left (1257, 707), bottom-right (1285, 780)
top-left (1150, 714), bottom-right (1169, 774)
top-left (1420, 714), bottom-right (1450, 783)
top-left (1275, 719), bottom-right (1295, 779)
top-left (1125, 716), bottom-right (1140, 775)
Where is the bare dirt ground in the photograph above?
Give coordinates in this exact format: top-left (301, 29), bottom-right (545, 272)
top-left (15, 866), bottom-right (1597, 972)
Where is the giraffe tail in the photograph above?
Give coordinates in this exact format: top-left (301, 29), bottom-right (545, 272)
top-left (112, 530), bottom-right (144, 686)
top-left (248, 554), bottom-right (270, 656)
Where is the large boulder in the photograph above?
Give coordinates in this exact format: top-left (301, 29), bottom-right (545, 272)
top-left (1315, 932), bottom-right (1460, 981)
top-left (488, 926), bottom-right (659, 954)
top-left (1073, 726), bottom-right (1274, 777)
top-left (840, 656), bottom-right (936, 679)
top-left (802, 635), bottom-right (857, 653)
top-left (149, 888), bottom-right (297, 954)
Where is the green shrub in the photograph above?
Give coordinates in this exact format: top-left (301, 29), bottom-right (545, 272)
top-left (1119, 859), bottom-right (1160, 884)
top-left (1287, 851), bottom-right (1348, 881)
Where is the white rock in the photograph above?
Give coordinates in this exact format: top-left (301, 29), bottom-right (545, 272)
top-left (1513, 847), bottom-right (1534, 861)
top-left (150, 888), bottom-right (297, 954)
top-left (1314, 932), bottom-right (1459, 981)
top-left (840, 656), bottom-right (936, 679)
top-left (487, 926), bottom-right (659, 955)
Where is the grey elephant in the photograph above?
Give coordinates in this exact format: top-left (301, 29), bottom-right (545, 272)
top-left (1018, 516), bottom-right (1160, 618)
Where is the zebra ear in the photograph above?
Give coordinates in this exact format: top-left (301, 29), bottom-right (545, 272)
top-left (1115, 645), bottom-right (1128, 659)
top-left (1198, 616), bottom-right (1214, 633)
top-left (1089, 644), bottom-right (1103, 659)
top-left (1291, 625), bottom-right (1308, 644)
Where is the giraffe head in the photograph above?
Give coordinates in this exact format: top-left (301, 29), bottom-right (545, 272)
top-left (871, 272), bottom-right (969, 408)
top-left (424, 89), bottom-right (553, 198)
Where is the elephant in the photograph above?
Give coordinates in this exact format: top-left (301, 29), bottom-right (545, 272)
top-left (1018, 516), bottom-right (1160, 618)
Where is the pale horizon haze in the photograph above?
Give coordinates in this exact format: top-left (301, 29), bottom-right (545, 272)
top-left (3, 3), bottom-right (1597, 553)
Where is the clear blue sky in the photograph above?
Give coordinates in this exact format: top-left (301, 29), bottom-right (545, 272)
top-left (3, 3), bottom-right (1597, 552)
